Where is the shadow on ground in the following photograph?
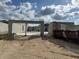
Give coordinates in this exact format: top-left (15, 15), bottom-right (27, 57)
top-left (47, 37), bottom-right (79, 57)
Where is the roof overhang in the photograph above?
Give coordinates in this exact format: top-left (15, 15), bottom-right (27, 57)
top-left (52, 20), bottom-right (74, 24)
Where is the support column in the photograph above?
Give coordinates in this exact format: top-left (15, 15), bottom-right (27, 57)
top-left (25, 23), bottom-right (27, 36)
top-left (40, 22), bottom-right (44, 37)
top-left (8, 21), bottom-right (12, 35)
top-left (8, 21), bottom-right (14, 39)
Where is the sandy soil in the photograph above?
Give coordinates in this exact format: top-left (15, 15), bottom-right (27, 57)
top-left (0, 36), bottom-right (79, 59)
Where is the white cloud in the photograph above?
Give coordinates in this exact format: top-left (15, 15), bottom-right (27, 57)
top-left (72, 0), bottom-right (79, 6)
top-left (0, 1), bottom-right (36, 20)
top-left (39, 0), bottom-right (79, 23)
top-left (35, 15), bottom-right (53, 23)
top-left (20, 2), bottom-right (32, 10)
top-left (0, 0), bottom-right (10, 2)
top-left (72, 0), bottom-right (76, 5)
top-left (0, 0), bottom-right (79, 24)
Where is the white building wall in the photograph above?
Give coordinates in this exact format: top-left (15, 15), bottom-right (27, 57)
top-left (61, 24), bottom-right (66, 30)
top-left (12, 23), bottom-right (25, 33)
top-left (48, 22), bottom-right (79, 36)
top-left (48, 22), bottom-right (53, 36)
top-left (48, 22), bottom-right (61, 36)
top-left (65, 25), bottom-right (79, 30)
top-left (0, 22), bottom-right (8, 34)
top-left (0, 22), bottom-right (26, 35)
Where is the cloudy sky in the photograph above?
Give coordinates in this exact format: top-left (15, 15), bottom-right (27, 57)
top-left (0, 0), bottom-right (79, 24)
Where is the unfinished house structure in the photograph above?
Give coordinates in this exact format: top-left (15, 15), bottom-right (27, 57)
top-left (0, 20), bottom-right (44, 37)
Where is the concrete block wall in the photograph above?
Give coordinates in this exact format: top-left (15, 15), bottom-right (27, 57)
top-left (12, 23), bottom-right (25, 33)
top-left (0, 22), bottom-right (8, 34)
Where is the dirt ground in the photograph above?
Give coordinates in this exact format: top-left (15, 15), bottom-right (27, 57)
top-left (0, 36), bottom-right (79, 59)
